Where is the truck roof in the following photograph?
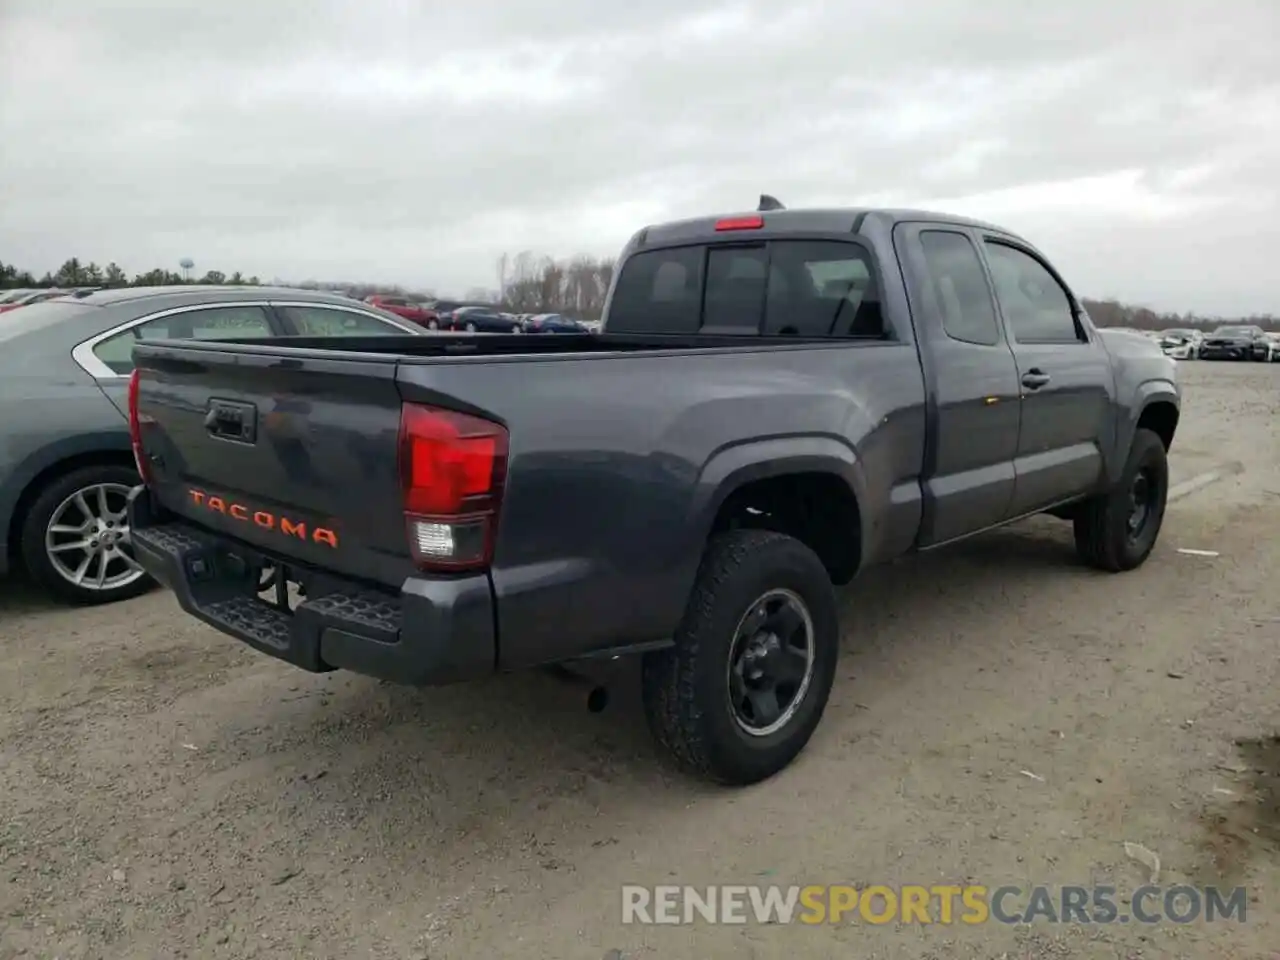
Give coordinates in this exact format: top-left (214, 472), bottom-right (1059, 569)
top-left (632, 206), bottom-right (1016, 250)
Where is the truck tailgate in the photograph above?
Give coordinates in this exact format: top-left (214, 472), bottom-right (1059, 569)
top-left (133, 343), bottom-right (412, 588)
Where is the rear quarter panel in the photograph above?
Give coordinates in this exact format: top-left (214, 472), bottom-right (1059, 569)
top-left (396, 342), bottom-right (926, 670)
top-left (0, 353), bottom-right (129, 572)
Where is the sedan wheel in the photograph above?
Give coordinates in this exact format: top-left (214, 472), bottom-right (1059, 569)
top-left (21, 464), bottom-right (154, 605)
top-left (465, 322), bottom-right (477, 332)
top-left (45, 482), bottom-right (142, 588)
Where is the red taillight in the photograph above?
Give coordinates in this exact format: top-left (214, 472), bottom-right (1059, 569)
top-left (127, 368), bottom-right (153, 483)
top-left (714, 215), bottom-right (764, 231)
top-left (397, 403), bottom-right (508, 571)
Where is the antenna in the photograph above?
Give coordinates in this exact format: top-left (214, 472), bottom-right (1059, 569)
top-left (757, 194), bottom-right (785, 212)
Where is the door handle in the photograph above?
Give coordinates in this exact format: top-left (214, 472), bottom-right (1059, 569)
top-left (1021, 369), bottom-right (1051, 390)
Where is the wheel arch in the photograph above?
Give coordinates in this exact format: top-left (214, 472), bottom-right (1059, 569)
top-left (3, 436), bottom-right (134, 573)
top-left (1109, 382), bottom-right (1179, 484)
top-left (693, 437), bottom-right (867, 585)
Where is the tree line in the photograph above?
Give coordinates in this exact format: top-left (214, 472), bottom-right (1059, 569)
top-left (2, 255), bottom-right (1274, 329)
top-left (1079, 298), bottom-right (1277, 332)
top-left (0, 257), bottom-right (264, 289)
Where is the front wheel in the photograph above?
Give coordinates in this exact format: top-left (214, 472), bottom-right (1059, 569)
top-left (20, 464), bottom-right (155, 605)
top-left (1073, 427), bottom-right (1169, 572)
top-left (641, 529), bottom-right (839, 785)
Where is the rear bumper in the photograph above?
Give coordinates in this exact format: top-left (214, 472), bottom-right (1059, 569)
top-left (127, 487), bottom-right (496, 685)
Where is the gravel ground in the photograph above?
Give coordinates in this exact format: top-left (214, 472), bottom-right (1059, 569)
top-left (2, 361), bottom-right (1278, 960)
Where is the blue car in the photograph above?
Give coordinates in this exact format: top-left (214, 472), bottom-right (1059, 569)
top-left (524, 313), bottom-right (588, 333)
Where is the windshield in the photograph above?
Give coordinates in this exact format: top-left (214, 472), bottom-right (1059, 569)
top-left (1161, 329), bottom-right (1192, 337)
top-left (1212, 326), bottom-right (1253, 337)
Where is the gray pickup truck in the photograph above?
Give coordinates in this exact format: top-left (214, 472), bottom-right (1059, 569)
top-left (127, 202), bottom-right (1180, 785)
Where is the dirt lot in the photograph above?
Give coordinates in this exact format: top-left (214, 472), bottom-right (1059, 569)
top-left (2, 361), bottom-right (1278, 960)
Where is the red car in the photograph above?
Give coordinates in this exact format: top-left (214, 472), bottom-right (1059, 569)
top-left (0, 289), bottom-right (68, 314)
top-left (362, 295), bottom-right (436, 326)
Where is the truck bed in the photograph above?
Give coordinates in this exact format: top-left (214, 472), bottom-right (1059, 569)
top-left (140, 329), bottom-right (847, 359)
top-left (130, 332), bottom-right (927, 671)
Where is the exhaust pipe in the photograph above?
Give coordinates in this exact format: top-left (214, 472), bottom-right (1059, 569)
top-left (543, 664), bottom-right (610, 713)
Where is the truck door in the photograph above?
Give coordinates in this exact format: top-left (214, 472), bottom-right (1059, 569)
top-left (894, 223), bottom-right (1022, 546)
top-left (977, 238), bottom-right (1113, 516)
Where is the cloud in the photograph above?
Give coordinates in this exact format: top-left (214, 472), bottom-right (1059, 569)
top-left (1, 0), bottom-right (1277, 313)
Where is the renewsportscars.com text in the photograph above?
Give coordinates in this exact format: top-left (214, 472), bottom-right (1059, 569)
top-left (621, 884), bottom-right (1248, 926)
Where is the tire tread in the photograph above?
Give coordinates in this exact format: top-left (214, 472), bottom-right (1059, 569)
top-left (642, 529), bottom-right (836, 785)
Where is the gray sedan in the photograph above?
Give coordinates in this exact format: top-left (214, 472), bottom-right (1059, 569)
top-left (0, 285), bottom-right (423, 605)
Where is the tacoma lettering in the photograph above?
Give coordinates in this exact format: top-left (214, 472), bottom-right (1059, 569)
top-left (186, 488), bottom-right (338, 548)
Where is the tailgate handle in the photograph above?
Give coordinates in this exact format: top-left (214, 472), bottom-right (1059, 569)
top-left (204, 399), bottom-right (257, 443)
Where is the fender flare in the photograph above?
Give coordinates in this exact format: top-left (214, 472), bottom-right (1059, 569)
top-left (689, 435), bottom-right (867, 564)
top-left (1111, 381), bottom-right (1179, 482)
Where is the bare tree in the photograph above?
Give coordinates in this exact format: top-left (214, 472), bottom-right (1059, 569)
top-left (494, 251), bottom-right (616, 320)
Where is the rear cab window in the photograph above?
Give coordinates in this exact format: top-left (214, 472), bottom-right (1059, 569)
top-left (607, 239), bottom-right (884, 339)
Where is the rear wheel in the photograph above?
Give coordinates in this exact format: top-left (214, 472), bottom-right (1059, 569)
top-left (641, 529), bottom-right (839, 785)
top-left (20, 464), bottom-right (154, 605)
top-left (1073, 428), bottom-right (1168, 572)
top-left (465, 322), bottom-right (477, 332)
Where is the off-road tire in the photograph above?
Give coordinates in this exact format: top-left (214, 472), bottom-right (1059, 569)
top-left (1073, 427), bottom-right (1168, 572)
top-left (641, 529), bottom-right (840, 785)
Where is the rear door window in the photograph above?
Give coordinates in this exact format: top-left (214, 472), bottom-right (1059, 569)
top-left (608, 239), bottom-right (881, 338)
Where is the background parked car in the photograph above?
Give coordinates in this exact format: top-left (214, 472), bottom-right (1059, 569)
top-left (362, 294), bottom-right (436, 326)
top-left (0, 289), bottom-right (69, 314)
top-left (1199, 324), bottom-right (1270, 361)
top-left (427, 300), bottom-right (502, 329)
top-left (1158, 328), bottom-right (1203, 360)
top-left (0, 289), bottom-right (36, 306)
top-left (0, 286), bottom-right (421, 605)
top-left (522, 313), bottom-right (590, 333)
top-left (447, 305), bottom-right (524, 333)
top-left (1262, 332), bottom-right (1280, 362)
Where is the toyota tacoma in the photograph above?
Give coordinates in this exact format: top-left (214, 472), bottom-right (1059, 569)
top-left (126, 200), bottom-right (1180, 785)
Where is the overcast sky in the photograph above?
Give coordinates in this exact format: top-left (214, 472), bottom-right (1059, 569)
top-left (2, 1), bottom-right (1277, 313)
